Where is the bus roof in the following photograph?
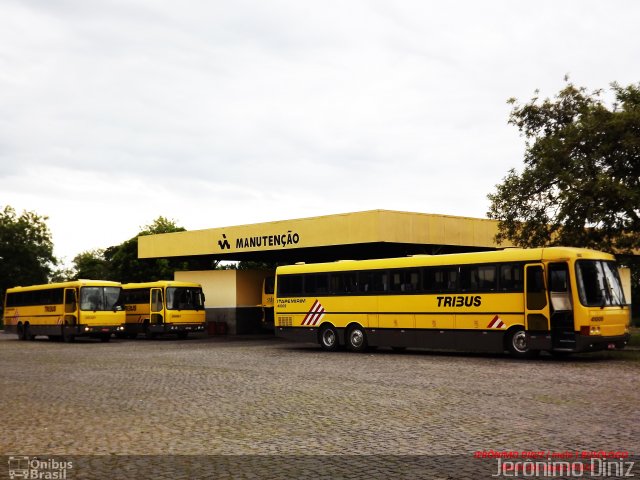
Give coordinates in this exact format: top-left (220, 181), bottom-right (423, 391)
top-left (275, 247), bottom-right (616, 274)
top-left (122, 281), bottom-right (203, 290)
top-left (6, 280), bottom-right (122, 293)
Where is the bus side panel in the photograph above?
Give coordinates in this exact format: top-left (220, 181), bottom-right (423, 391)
top-left (3, 305), bottom-right (66, 335)
top-left (367, 328), bottom-right (506, 352)
top-left (415, 314), bottom-right (455, 330)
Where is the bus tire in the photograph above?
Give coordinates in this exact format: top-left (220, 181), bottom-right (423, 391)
top-left (17, 323), bottom-right (25, 341)
top-left (62, 326), bottom-right (75, 343)
top-left (319, 325), bottom-right (338, 351)
top-left (506, 327), bottom-right (537, 358)
top-left (24, 323), bottom-right (35, 341)
top-left (346, 325), bottom-right (367, 353)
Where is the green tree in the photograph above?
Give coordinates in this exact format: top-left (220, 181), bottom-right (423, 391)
top-left (71, 249), bottom-right (110, 280)
top-left (0, 205), bottom-right (57, 302)
top-left (488, 80), bottom-right (640, 319)
top-left (104, 217), bottom-right (189, 283)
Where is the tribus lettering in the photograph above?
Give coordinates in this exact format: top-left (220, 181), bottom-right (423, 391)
top-left (437, 295), bottom-right (481, 307)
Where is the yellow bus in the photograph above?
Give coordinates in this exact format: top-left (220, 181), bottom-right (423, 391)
top-left (274, 247), bottom-right (631, 356)
top-left (259, 275), bottom-right (275, 329)
top-left (2, 280), bottom-right (125, 342)
top-left (121, 281), bottom-right (206, 339)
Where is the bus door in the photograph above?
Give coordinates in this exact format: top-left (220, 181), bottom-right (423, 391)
top-left (524, 264), bottom-right (551, 348)
top-left (150, 288), bottom-right (164, 324)
top-left (64, 288), bottom-right (78, 326)
top-left (548, 262), bottom-right (575, 350)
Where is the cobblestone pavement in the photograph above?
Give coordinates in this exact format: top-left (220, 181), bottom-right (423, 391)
top-left (0, 333), bottom-right (638, 478)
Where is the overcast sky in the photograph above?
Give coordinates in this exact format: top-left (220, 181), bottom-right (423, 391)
top-left (1, 0), bottom-right (639, 265)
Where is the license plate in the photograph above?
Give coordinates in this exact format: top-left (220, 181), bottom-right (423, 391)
top-left (607, 343), bottom-right (616, 350)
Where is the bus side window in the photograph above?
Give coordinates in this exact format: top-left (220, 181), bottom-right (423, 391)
top-left (372, 271), bottom-right (388, 293)
top-left (307, 274), bottom-right (329, 295)
top-left (278, 275), bottom-right (303, 297)
top-left (499, 264), bottom-right (524, 292)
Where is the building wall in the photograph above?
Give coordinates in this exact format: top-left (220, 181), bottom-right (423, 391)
top-left (174, 269), bottom-right (272, 335)
top-left (174, 270), bottom-right (237, 307)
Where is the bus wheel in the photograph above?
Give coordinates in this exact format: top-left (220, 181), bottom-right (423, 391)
top-left (62, 326), bottom-right (75, 343)
top-left (319, 325), bottom-right (338, 351)
top-left (346, 325), bottom-right (368, 353)
top-left (23, 324), bottom-right (34, 341)
top-left (17, 323), bottom-right (25, 341)
top-left (506, 328), bottom-right (537, 358)
top-left (144, 321), bottom-right (156, 339)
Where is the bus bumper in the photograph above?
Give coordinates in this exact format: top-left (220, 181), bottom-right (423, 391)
top-left (276, 326), bottom-right (318, 344)
top-left (148, 323), bottom-right (205, 334)
top-left (574, 333), bottom-right (631, 352)
top-left (69, 325), bottom-right (123, 338)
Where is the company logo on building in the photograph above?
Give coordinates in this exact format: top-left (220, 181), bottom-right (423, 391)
top-left (218, 234), bottom-right (231, 250)
top-left (217, 231), bottom-right (301, 251)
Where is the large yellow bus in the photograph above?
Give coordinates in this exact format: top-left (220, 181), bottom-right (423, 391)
top-left (121, 281), bottom-right (206, 339)
top-left (259, 275), bottom-right (275, 329)
top-left (274, 247), bottom-right (631, 356)
top-left (2, 280), bottom-right (125, 342)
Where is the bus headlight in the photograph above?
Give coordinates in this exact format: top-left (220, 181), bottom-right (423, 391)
top-left (580, 326), bottom-right (601, 336)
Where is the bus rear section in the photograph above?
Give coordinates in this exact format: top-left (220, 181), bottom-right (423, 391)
top-left (2, 281), bottom-right (125, 342)
top-left (122, 281), bottom-right (206, 339)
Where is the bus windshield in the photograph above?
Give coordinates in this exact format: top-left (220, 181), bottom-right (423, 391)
top-left (80, 287), bottom-right (123, 311)
top-left (166, 287), bottom-right (204, 310)
top-left (576, 260), bottom-right (626, 307)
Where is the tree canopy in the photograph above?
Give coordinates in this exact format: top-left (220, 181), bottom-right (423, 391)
top-left (71, 216), bottom-right (189, 283)
top-left (0, 205), bottom-right (57, 301)
top-left (488, 80), bottom-right (640, 253)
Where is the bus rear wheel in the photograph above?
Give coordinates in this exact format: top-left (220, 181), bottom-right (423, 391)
top-left (319, 325), bottom-right (338, 351)
top-left (346, 325), bottom-right (367, 353)
top-left (23, 323), bottom-right (35, 341)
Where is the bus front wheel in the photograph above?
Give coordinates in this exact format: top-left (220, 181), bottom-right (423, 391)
top-left (62, 326), bottom-right (75, 343)
top-left (346, 325), bottom-right (368, 353)
top-left (506, 328), bottom-right (537, 358)
top-left (319, 325), bottom-right (338, 351)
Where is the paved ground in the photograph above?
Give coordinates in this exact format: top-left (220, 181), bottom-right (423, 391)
top-left (0, 333), bottom-right (638, 478)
